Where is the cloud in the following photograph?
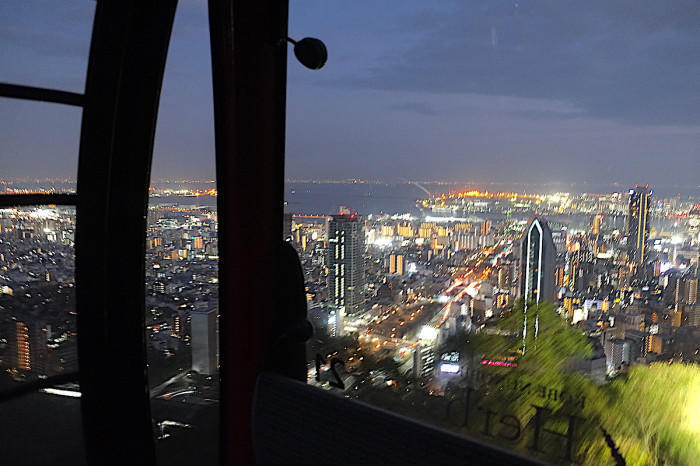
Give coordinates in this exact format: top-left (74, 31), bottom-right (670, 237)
top-left (329, 0), bottom-right (700, 126)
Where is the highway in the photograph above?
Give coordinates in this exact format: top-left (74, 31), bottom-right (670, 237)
top-left (355, 240), bottom-right (512, 359)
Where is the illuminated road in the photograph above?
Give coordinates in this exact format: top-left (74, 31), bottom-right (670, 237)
top-left (358, 300), bottom-right (441, 355)
top-left (356, 240), bottom-right (512, 359)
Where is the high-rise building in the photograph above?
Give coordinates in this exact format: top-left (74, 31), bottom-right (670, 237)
top-left (413, 345), bottom-right (435, 378)
top-left (396, 223), bottom-right (414, 238)
top-left (519, 217), bottom-right (556, 352)
top-left (454, 223), bottom-right (473, 233)
top-left (389, 253), bottom-right (404, 275)
top-left (626, 185), bottom-right (652, 267)
top-left (283, 212), bottom-right (293, 241)
top-left (604, 338), bottom-right (630, 372)
top-left (12, 321), bottom-right (48, 375)
top-left (418, 223), bottom-right (433, 238)
top-left (686, 305), bottom-right (700, 327)
top-left (672, 275), bottom-right (698, 313)
top-left (480, 220), bottom-right (491, 236)
top-left (555, 264), bottom-right (566, 287)
top-left (191, 305), bottom-right (218, 375)
top-left (172, 313), bottom-right (182, 338)
top-left (686, 278), bottom-right (698, 306)
top-left (328, 213), bottom-right (366, 315)
top-left (497, 266), bottom-right (510, 290)
top-left (520, 217), bottom-right (556, 304)
top-left (15, 322), bottom-right (31, 371)
top-left (591, 214), bottom-right (603, 236)
top-left (328, 305), bottom-right (344, 337)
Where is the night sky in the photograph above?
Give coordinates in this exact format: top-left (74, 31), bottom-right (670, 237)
top-left (1, 1), bottom-right (698, 192)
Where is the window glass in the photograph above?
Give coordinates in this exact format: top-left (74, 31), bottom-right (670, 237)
top-left (0, 1), bottom-right (94, 93)
top-left (147, 2), bottom-right (218, 464)
top-left (1, 6), bottom-right (90, 462)
top-left (0, 99), bottom-right (81, 193)
top-left (0, 205), bottom-right (82, 464)
top-left (287, 2), bottom-right (700, 464)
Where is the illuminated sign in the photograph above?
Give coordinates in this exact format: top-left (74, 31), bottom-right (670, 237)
top-left (441, 351), bottom-right (459, 362)
top-left (481, 359), bottom-right (517, 367)
top-left (440, 362), bottom-right (461, 374)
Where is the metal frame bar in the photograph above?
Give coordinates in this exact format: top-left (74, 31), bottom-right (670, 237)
top-left (0, 83), bottom-right (84, 107)
top-left (0, 193), bottom-right (77, 207)
top-left (75, 2), bottom-right (177, 465)
top-left (208, 0), bottom-right (289, 464)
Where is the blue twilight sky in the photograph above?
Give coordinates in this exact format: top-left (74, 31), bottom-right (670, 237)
top-left (1, 0), bottom-right (698, 192)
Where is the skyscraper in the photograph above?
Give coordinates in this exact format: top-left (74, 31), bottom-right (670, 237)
top-left (389, 253), bottom-right (404, 275)
top-left (627, 185), bottom-right (652, 267)
top-left (591, 214), bottom-right (603, 236)
top-left (12, 321), bottom-right (48, 375)
top-left (520, 217), bottom-right (556, 304)
top-left (14, 322), bottom-right (31, 371)
top-left (328, 213), bottom-right (366, 315)
top-left (191, 305), bottom-right (218, 375)
top-left (519, 217), bottom-right (556, 352)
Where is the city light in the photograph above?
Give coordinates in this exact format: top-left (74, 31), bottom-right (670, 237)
top-left (418, 326), bottom-right (438, 342)
top-left (481, 359), bottom-right (517, 368)
top-left (40, 388), bottom-right (82, 398)
top-left (439, 362), bottom-right (460, 374)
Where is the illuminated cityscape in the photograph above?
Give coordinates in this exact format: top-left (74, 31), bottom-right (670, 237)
top-left (2, 0), bottom-right (699, 464)
top-left (1, 176), bottom-right (699, 462)
top-left (288, 181), bottom-right (700, 463)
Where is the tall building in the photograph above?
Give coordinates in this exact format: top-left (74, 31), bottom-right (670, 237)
top-left (687, 277), bottom-right (698, 306)
top-left (283, 212), bottom-right (293, 242)
top-left (412, 345), bottom-right (436, 379)
top-left (520, 217), bottom-right (556, 304)
top-left (591, 214), bottom-right (603, 236)
top-left (480, 220), bottom-right (491, 236)
top-left (14, 322), bottom-right (31, 371)
top-left (418, 223), bottom-right (433, 238)
top-left (497, 266), bottom-right (510, 290)
top-left (519, 217), bottom-right (556, 352)
top-left (626, 185), bottom-right (652, 267)
top-left (328, 213), bottom-right (366, 315)
top-left (381, 225), bottom-right (395, 237)
top-left (389, 253), bottom-right (404, 275)
top-left (191, 305), bottom-right (218, 375)
top-left (686, 305), bottom-right (700, 327)
top-left (397, 223), bottom-right (414, 238)
top-left (171, 313), bottom-right (182, 338)
top-left (328, 305), bottom-right (344, 337)
top-left (12, 321), bottom-right (48, 375)
top-left (674, 275), bottom-right (698, 314)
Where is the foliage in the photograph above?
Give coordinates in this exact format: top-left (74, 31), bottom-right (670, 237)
top-left (316, 300), bottom-right (700, 465)
top-left (466, 299), bottom-right (700, 465)
top-left (585, 363), bottom-right (700, 466)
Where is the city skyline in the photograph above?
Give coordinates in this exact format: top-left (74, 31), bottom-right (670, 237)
top-left (2, 175), bottom-right (699, 200)
top-left (3, 178), bottom-right (699, 463)
top-left (3, 3), bottom-right (699, 464)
